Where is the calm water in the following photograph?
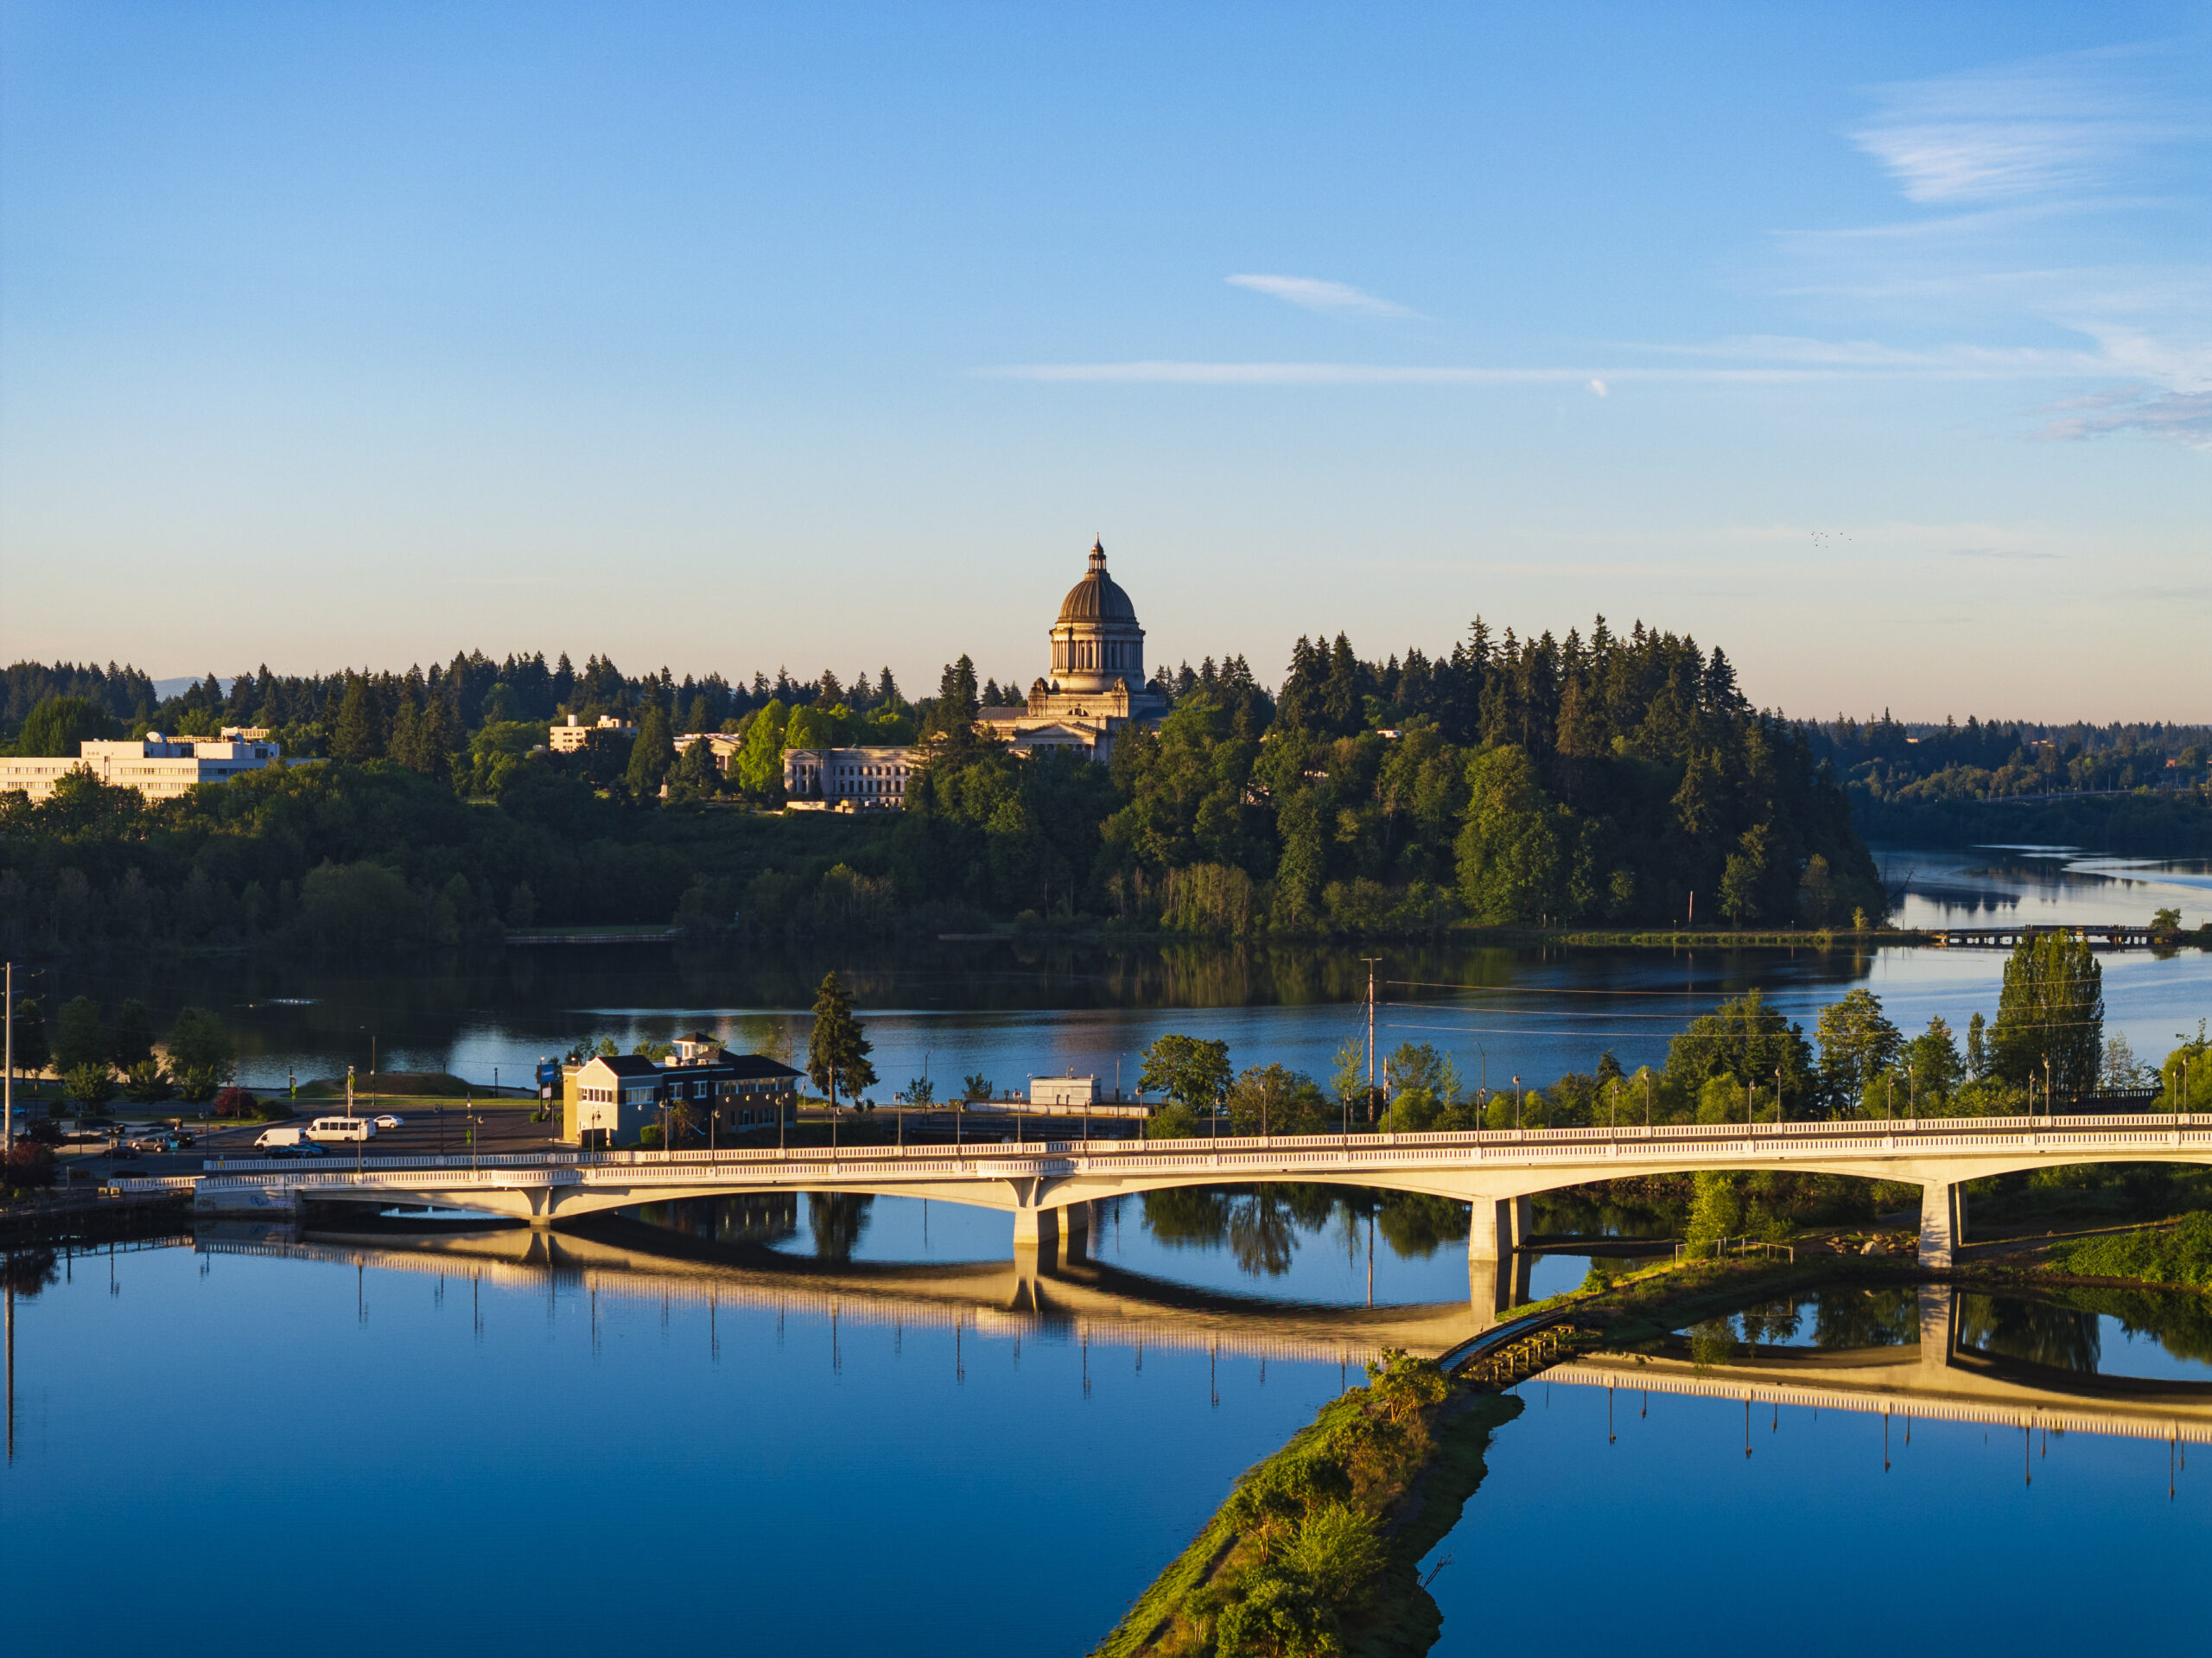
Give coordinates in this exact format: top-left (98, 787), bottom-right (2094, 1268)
top-left (1425, 1281), bottom-right (2212, 1656)
top-left (9, 1229), bottom-right (2209, 1658)
top-left (43, 847), bottom-right (2212, 1102)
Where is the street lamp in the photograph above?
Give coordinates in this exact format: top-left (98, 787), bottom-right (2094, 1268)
top-left (1513, 1076), bottom-right (1522, 1132)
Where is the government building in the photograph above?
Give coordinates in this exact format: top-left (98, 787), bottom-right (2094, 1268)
top-left (785, 538), bottom-right (1166, 810)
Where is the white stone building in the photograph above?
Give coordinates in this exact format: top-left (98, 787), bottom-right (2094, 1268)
top-left (0, 730), bottom-right (284, 802)
top-left (783, 745), bottom-right (915, 810)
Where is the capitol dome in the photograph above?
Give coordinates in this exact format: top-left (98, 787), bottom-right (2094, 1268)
top-left (1058, 541), bottom-right (1140, 625)
top-left (1047, 539), bottom-right (1146, 695)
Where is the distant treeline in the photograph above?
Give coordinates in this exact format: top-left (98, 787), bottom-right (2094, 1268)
top-left (1808, 711), bottom-right (2210, 808)
top-left (0, 615), bottom-right (1893, 953)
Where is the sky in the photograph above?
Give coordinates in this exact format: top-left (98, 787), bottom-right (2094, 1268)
top-left (2, 3), bottom-right (2206, 721)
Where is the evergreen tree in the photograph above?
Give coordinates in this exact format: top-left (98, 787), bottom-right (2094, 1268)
top-left (8, 996), bottom-right (47, 1081)
top-left (52, 996), bottom-right (109, 1074)
top-left (1814, 988), bottom-right (1902, 1113)
top-left (805, 970), bottom-right (876, 1104)
top-left (1966, 1010), bottom-right (1989, 1079)
top-left (625, 703), bottom-right (676, 798)
top-left (1990, 932), bottom-right (2103, 1098)
top-left (111, 999), bottom-right (156, 1070)
top-left (331, 676), bottom-right (383, 761)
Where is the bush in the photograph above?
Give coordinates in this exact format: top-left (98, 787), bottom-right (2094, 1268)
top-left (120, 1060), bottom-right (175, 1105)
top-left (2049, 1211), bottom-right (2212, 1287)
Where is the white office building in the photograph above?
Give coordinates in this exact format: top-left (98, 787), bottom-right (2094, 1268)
top-left (0, 730), bottom-right (284, 802)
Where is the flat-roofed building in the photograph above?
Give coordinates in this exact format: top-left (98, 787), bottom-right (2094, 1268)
top-left (548, 714), bottom-right (638, 753)
top-left (0, 729), bottom-right (284, 802)
top-left (783, 744), bottom-right (916, 810)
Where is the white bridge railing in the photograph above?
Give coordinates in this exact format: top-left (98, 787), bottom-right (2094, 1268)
top-left (177, 1112), bottom-right (2212, 1195)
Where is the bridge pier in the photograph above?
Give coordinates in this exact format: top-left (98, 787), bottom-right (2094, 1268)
top-left (1058, 1200), bottom-right (1093, 1268)
top-left (1919, 1181), bottom-right (1966, 1270)
top-left (1468, 1196), bottom-right (1534, 1324)
top-left (1011, 1204), bottom-right (1061, 1261)
top-left (1917, 1282), bottom-right (1955, 1379)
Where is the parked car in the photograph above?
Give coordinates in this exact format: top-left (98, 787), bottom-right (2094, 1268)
top-left (372, 1115), bottom-right (404, 1129)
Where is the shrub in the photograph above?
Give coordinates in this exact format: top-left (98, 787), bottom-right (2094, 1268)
top-left (2049, 1211), bottom-right (2212, 1287)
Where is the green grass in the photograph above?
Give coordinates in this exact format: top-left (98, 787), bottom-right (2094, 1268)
top-left (2045, 1212), bottom-right (2212, 1288)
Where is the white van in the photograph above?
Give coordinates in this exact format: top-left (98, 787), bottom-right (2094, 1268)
top-left (306, 1115), bottom-right (378, 1143)
top-left (254, 1125), bottom-right (307, 1148)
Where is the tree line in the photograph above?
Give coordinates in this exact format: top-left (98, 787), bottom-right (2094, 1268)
top-left (1122, 932), bottom-right (2192, 1138)
top-left (3, 614), bottom-right (1890, 949)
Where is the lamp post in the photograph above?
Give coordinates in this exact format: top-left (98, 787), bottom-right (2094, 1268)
top-left (1513, 1076), bottom-right (1522, 1132)
top-left (1775, 1065), bottom-right (1783, 1125)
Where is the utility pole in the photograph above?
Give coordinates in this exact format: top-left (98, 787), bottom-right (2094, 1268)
top-left (1362, 957), bottom-right (1381, 1126)
top-left (3, 960), bottom-right (12, 1161)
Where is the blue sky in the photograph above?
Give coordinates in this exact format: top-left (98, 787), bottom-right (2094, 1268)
top-left (3, 3), bottom-right (2205, 720)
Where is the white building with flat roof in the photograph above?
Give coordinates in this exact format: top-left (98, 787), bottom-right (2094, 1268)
top-left (783, 745), bottom-right (916, 810)
top-left (0, 730), bottom-right (284, 802)
top-left (549, 713), bottom-right (637, 753)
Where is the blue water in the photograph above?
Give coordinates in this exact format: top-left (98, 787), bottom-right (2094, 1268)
top-left (1423, 1375), bottom-right (2209, 1656)
top-left (0, 1236), bottom-right (1347, 1658)
top-left (42, 845), bottom-right (2212, 1108)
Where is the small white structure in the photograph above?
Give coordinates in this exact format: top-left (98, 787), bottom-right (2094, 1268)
top-left (1030, 1075), bottom-right (1100, 1109)
top-left (0, 730), bottom-right (283, 802)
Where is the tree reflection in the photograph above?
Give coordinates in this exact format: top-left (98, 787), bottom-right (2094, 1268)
top-left (807, 1192), bottom-right (874, 1262)
top-left (1136, 1183), bottom-right (1473, 1280)
top-left (1809, 1287), bottom-right (1918, 1349)
top-left (1957, 1293), bottom-right (2101, 1373)
top-left (1227, 1191), bottom-right (1297, 1276)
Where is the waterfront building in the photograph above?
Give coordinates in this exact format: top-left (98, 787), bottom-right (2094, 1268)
top-left (782, 744), bottom-right (915, 810)
top-left (978, 539), bottom-right (1166, 763)
top-left (548, 713), bottom-right (637, 753)
top-left (562, 1036), bottom-right (802, 1148)
top-left (0, 729), bottom-right (283, 802)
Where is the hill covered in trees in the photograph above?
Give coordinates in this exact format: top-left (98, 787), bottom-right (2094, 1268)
top-left (1, 617), bottom-right (1885, 954)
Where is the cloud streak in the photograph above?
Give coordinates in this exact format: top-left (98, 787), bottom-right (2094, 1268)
top-left (1225, 274), bottom-right (1421, 318)
top-left (976, 354), bottom-right (2127, 386)
top-left (2037, 386), bottom-right (2212, 451)
top-left (1851, 48), bottom-right (2194, 204)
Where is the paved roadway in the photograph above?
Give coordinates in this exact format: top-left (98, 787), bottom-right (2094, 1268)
top-left (60, 1102), bottom-right (563, 1183)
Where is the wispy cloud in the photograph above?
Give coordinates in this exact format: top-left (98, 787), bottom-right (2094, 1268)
top-left (979, 362), bottom-right (1847, 385)
top-left (1225, 274), bottom-right (1421, 319)
top-left (1851, 48), bottom-right (2194, 204)
top-left (977, 351), bottom-right (2121, 386)
top-left (2036, 386), bottom-right (2212, 451)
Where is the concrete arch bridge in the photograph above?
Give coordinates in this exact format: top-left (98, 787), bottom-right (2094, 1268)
top-left (188, 1113), bottom-right (2212, 1317)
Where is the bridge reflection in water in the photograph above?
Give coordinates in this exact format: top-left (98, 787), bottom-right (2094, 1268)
top-left (195, 1217), bottom-right (2212, 1450)
top-left (1550, 1284), bottom-right (2212, 1449)
top-left (196, 1213), bottom-right (1492, 1375)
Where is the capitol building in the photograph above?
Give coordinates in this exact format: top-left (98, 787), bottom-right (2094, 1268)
top-left (783, 539), bottom-right (1166, 809)
top-left (976, 538), bottom-right (1166, 760)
